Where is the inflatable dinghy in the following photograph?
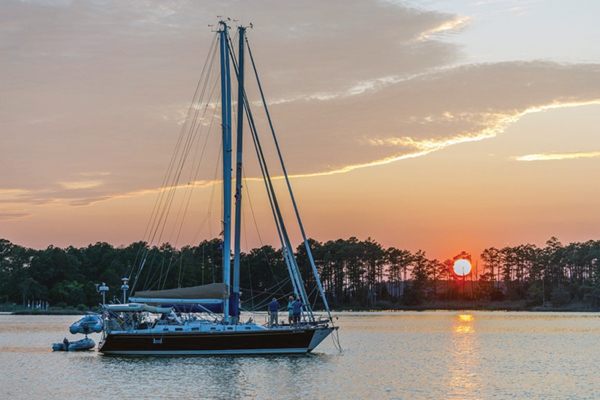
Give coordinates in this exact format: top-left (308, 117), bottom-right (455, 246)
top-left (69, 315), bottom-right (103, 334)
top-left (52, 338), bottom-right (95, 351)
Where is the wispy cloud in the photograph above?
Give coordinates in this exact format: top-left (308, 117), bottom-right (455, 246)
top-left (268, 75), bottom-right (405, 104)
top-left (58, 180), bottom-right (104, 190)
top-left (514, 151), bottom-right (600, 162)
top-left (0, 178), bottom-right (219, 208)
top-left (268, 69), bottom-right (455, 105)
top-left (0, 189), bottom-right (35, 202)
top-left (0, 210), bottom-right (31, 220)
top-left (78, 172), bottom-right (111, 178)
top-left (414, 16), bottom-right (470, 42)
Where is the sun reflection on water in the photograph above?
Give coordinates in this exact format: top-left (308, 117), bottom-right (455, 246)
top-left (458, 314), bottom-right (474, 323)
top-left (449, 313), bottom-right (479, 398)
top-left (455, 314), bottom-right (474, 333)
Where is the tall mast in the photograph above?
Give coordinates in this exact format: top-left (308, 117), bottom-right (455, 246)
top-left (232, 26), bottom-right (246, 323)
top-left (219, 20), bottom-right (232, 322)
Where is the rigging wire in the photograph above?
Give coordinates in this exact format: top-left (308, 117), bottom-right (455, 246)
top-left (165, 78), bottom-right (222, 289)
top-left (168, 63), bottom-right (221, 248)
top-left (130, 33), bottom-right (220, 294)
top-left (226, 40), bottom-right (310, 314)
top-left (240, 276), bottom-right (292, 304)
top-left (191, 146), bottom-right (222, 245)
top-left (247, 38), bottom-right (332, 321)
top-left (244, 96), bottom-right (313, 318)
top-left (240, 168), bottom-right (291, 299)
top-left (245, 101), bottom-right (303, 300)
top-left (148, 34), bottom-right (219, 247)
top-left (226, 34), bottom-right (306, 317)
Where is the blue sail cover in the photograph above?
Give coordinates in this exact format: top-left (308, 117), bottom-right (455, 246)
top-left (131, 283), bottom-right (240, 316)
top-left (161, 293), bottom-right (239, 315)
top-left (164, 303), bottom-right (224, 313)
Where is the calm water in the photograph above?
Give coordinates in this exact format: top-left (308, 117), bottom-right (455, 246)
top-left (1, 311), bottom-right (599, 399)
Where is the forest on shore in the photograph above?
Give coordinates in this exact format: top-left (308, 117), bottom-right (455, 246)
top-left (1, 236), bottom-right (600, 312)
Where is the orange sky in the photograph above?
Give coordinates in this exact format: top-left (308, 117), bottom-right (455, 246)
top-left (2, 0), bottom-right (600, 263)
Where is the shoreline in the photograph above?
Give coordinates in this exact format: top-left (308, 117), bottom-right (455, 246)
top-left (9, 310), bottom-right (89, 316)
top-left (327, 301), bottom-right (599, 313)
top-left (4, 305), bottom-right (598, 315)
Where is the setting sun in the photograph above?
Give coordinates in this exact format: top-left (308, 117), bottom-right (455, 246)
top-left (453, 259), bottom-right (472, 276)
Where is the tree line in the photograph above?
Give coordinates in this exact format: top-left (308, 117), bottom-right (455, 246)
top-left (1, 236), bottom-right (599, 310)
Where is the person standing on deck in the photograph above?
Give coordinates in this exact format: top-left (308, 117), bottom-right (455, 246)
top-left (268, 298), bottom-right (279, 327)
top-left (292, 298), bottom-right (303, 327)
top-left (287, 296), bottom-right (295, 325)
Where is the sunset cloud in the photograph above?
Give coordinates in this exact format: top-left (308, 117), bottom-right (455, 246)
top-left (514, 151), bottom-right (600, 162)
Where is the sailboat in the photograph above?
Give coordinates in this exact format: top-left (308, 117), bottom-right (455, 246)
top-left (98, 21), bottom-right (338, 355)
